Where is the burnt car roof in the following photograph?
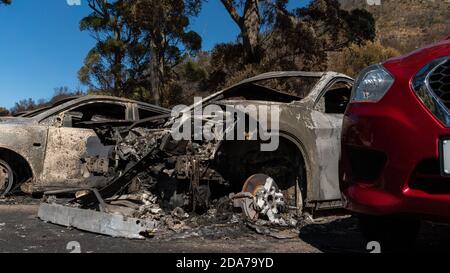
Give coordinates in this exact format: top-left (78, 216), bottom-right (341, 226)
top-left (21, 96), bottom-right (82, 117)
top-left (9, 95), bottom-right (171, 122)
top-left (238, 71), bottom-right (326, 85)
top-left (69, 95), bottom-right (169, 110)
top-left (185, 71), bottom-right (351, 111)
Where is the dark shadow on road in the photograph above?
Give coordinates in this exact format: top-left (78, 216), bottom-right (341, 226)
top-left (300, 214), bottom-right (450, 253)
top-left (299, 216), bottom-right (368, 253)
top-left (415, 221), bottom-right (450, 253)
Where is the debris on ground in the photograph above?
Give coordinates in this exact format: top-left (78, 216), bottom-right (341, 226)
top-left (246, 222), bottom-right (300, 239)
top-left (38, 201), bottom-right (158, 240)
top-left (0, 196), bottom-right (39, 206)
top-left (38, 181), bottom-right (303, 240)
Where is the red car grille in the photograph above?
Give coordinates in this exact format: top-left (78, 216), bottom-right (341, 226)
top-left (429, 59), bottom-right (450, 109)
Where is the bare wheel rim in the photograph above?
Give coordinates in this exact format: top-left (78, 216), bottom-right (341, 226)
top-left (242, 174), bottom-right (273, 196)
top-left (244, 173), bottom-right (304, 215)
top-left (0, 161), bottom-right (13, 195)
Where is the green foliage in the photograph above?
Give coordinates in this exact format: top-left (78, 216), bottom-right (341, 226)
top-left (78, 0), bottom-right (146, 99)
top-left (345, 9), bottom-right (376, 44)
top-left (328, 41), bottom-right (400, 78)
top-left (339, 0), bottom-right (450, 54)
top-left (74, 0), bottom-right (378, 105)
top-left (0, 107), bottom-right (9, 117)
top-left (11, 98), bottom-right (37, 115)
top-left (210, 0), bottom-right (376, 89)
top-left (183, 61), bottom-right (207, 83)
top-left (78, 0), bottom-right (203, 106)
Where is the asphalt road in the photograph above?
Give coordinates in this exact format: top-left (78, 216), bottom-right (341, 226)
top-left (1, 197), bottom-right (450, 253)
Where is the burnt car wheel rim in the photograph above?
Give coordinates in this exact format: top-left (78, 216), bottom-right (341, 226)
top-left (241, 174), bottom-right (286, 223)
top-left (0, 161), bottom-right (13, 196)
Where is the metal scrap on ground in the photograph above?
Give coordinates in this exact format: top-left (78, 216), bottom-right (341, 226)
top-left (38, 202), bottom-right (158, 240)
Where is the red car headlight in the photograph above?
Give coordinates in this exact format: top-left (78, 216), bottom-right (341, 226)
top-left (351, 64), bottom-right (395, 103)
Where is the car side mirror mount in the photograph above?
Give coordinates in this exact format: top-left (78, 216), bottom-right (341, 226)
top-left (62, 113), bottom-right (73, 127)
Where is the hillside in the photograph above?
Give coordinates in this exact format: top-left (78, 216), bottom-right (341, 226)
top-left (339, 0), bottom-right (450, 53)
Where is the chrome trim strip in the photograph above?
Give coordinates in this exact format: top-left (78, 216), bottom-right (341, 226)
top-left (413, 56), bottom-right (450, 126)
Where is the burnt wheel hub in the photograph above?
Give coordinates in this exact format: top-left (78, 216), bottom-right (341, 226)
top-left (238, 174), bottom-right (285, 223)
top-left (0, 162), bottom-right (13, 195)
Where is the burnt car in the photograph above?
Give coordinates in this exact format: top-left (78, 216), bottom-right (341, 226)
top-left (0, 95), bottom-right (170, 195)
top-left (77, 71), bottom-right (354, 222)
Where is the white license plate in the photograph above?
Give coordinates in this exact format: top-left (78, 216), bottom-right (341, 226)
top-left (442, 139), bottom-right (450, 175)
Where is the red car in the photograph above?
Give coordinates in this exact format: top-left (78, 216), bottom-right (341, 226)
top-left (340, 38), bottom-right (450, 247)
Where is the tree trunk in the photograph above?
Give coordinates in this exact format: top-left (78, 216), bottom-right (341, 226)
top-left (242, 0), bottom-right (261, 63)
top-left (112, 19), bottom-right (124, 97)
top-left (220, 0), bottom-right (262, 64)
top-left (150, 45), bottom-right (161, 106)
top-left (113, 53), bottom-right (124, 97)
top-left (149, 35), bottom-right (166, 106)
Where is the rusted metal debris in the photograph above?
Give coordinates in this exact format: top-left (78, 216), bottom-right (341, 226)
top-left (38, 187), bottom-right (163, 239)
top-left (38, 174), bottom-right (298, 239)
top-left (38, 202), bottom-right (158, 240)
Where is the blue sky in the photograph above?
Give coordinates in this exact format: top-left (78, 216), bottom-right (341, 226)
top-left (0, 0), bottom-right (310, 109)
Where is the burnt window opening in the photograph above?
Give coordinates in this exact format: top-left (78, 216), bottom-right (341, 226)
top-left (138, 107), bottom-right (163, 120)
top-left (63, 102), bottom-right (127, 128)
top-left (317, 81), bottom-right (352, 114)
top-left (255, 77), bottom-right (321, 98)
top-left (216, 77), bottom-right (322, 104)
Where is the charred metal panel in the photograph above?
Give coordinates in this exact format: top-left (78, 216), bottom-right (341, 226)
top-left (0, 125), bottom-right (48, 180)
top-left (310, 111), bottom-right (343, 200)
top-left (40, 127), bottom-right (109, 190)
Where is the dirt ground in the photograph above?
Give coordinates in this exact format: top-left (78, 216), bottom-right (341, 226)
top-left (1, 196), bottom-right (450, 253)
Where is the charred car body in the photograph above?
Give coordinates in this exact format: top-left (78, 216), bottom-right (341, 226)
top-left (0, 96), bottom-right (170, 196)
top-left (70, 71), bottom-right (354, 227)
